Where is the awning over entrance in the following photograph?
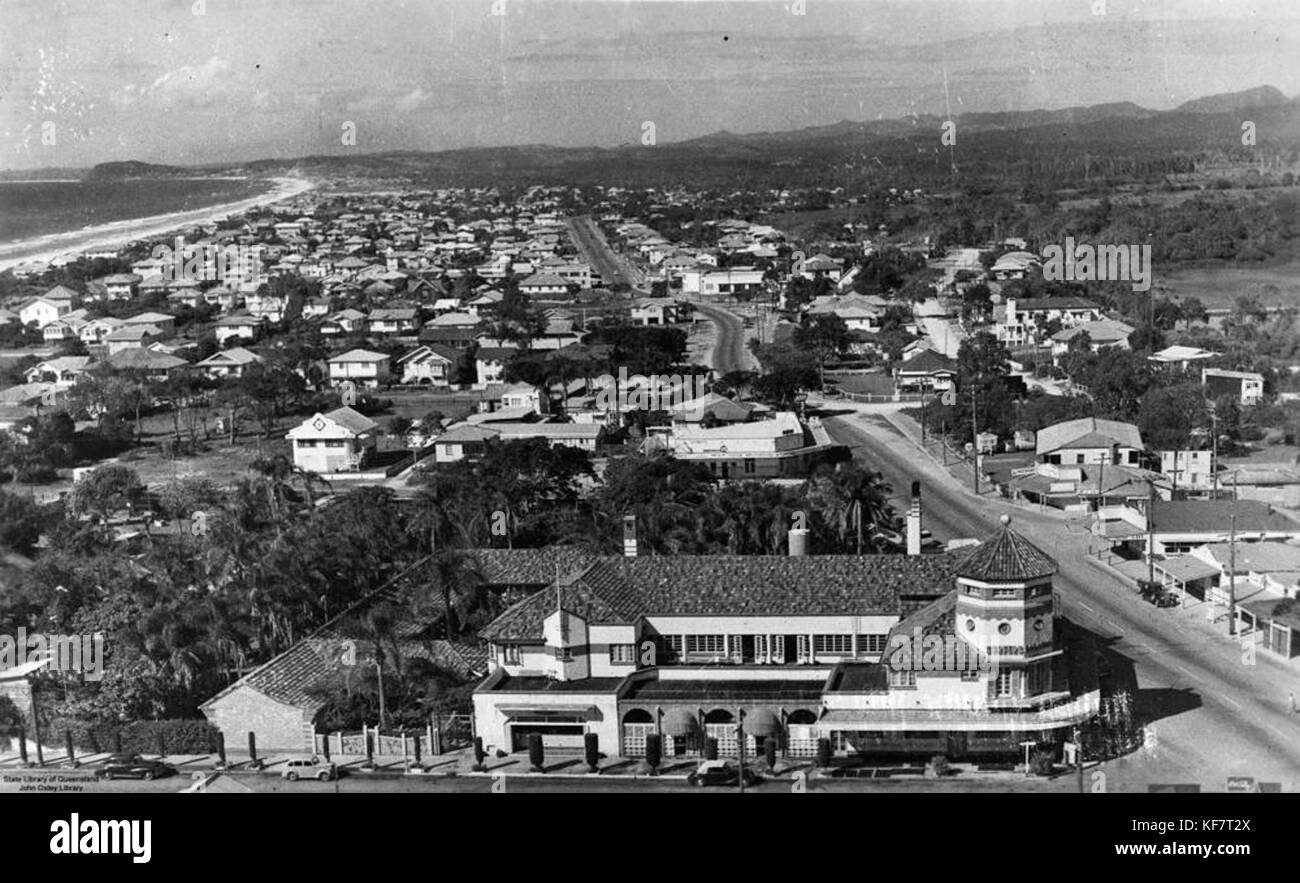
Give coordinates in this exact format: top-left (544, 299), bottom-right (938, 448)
top-left (743, 708), bottom-right (781, 737)
top-left (661, 708), bottom-right (700, 736)
top-left (498, 705), bottom-right (602, 721)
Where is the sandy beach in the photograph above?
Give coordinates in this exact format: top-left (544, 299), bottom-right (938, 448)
top-left (0, 176), bottom-right (316, 272)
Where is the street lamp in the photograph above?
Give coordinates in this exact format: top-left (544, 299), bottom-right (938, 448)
top-left (1019, 740), bottom-right (1037, 777)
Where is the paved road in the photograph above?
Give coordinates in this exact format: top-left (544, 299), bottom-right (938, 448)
top-left (565, 215), bottom-right (641, 290)
top-left (822, 410), bottom-right (1300, 789)
top-left (689, 300), bottom-right (754, 375)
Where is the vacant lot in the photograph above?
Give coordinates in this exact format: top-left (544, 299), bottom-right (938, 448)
top-left (1157, 256), bottom-right (1300, 310)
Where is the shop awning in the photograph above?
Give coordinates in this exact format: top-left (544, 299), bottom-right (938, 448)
top-left (743, 708), bottom-right (781, 737)
top-left (661, 708), bottom-right (700, 736)
top-left (497, 705), bottom-right (602, 721)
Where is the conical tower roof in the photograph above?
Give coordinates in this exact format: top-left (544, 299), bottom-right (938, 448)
top-left (956, 515), bottom-right (1058, 582)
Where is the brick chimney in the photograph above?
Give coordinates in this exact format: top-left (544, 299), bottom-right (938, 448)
top-left (623, 515), bottom-right (637, 557)
top-left (906, 481), bottom-right (922, 556)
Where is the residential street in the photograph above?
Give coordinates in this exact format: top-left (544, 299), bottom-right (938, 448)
top-left (689, 299), bottom-right (756, 374)
top-left (821, 407), bottom-right (1300, 790)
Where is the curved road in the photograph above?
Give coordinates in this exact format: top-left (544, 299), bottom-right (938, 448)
top-left (825, 410), bottom-right (1300, 790)
top-left (690, 300), bottom-right (754, 375)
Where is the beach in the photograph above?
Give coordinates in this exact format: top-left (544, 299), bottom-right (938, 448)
top-left (0, 176), bottom-right (316, 272)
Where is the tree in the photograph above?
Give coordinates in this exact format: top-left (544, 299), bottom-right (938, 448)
top-left (584, 732), bottom-right (600, 773)
top-left (528, 732), bottom-right (545, 772)
top-left (644, 733), bottom-right (662, 775)
top-left (1138, 382), bottom-right (1208, 452)
top-left (793, 313), bottom-right (850, 387)
top-left (68, 465), bottom-right (144, 521)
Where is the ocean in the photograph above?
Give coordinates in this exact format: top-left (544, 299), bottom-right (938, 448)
top-left (0, 178), bottom-right (272, 245)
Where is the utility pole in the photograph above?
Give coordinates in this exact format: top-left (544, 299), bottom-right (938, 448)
top-left (970, 383), bottom-right (980, 496)
top-left (1146, 478), bottom-right (1156, 586)
top-left (1228, 475), bottom-right (1238, 636)
top-left (1210, 403), bottom-right (1219, 498)
top-left (1074, 725), bottom-right (1084, 794)
top-left (736, 711), bottom-right (746, 794)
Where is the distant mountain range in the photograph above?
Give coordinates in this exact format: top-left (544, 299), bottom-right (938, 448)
top-left (39, 84), bottom-right (1300, 188)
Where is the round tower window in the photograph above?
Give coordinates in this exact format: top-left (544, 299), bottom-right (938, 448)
top-left (965, 618), bottom-right (976, 631)
top-left (997, 622), bottom-right (1011, 635)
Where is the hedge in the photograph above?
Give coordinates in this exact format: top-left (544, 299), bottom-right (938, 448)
top-left (44, 718), bottom-right (220, 755)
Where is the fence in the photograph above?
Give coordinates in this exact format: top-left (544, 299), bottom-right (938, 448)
top-left (826, 389), bottom-right (930, 404)
top-left (313, 713), bottom-right (473, 758)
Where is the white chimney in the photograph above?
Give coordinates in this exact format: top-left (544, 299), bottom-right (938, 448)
top-left (789, 528), bottom-right (808, 556)
top-left (623, 515), bottom-right (638, 557)
top-left (907, 481), bottom-right (922, 556)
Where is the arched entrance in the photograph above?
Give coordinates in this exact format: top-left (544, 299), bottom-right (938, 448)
top-left (704, 709), bottom-right (737, 756)
top-left (621, 709), bottom-right (654, 756)
top-left (785, 709), bottom-right (819, 758)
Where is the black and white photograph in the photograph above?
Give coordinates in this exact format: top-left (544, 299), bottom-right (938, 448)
top-left (0, 0), bottom-right (1296, 857)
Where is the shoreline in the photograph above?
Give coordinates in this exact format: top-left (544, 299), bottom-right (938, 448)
top-left (0, 176), bottom-right (317, 272)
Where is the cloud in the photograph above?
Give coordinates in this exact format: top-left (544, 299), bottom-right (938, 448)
top-left (115, 56), bottom-right (242, 108)
top-left (395, 88), bottom-right (432, 112)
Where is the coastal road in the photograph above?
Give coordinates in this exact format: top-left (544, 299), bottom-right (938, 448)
top-left (566, 215), bottom-right (642, 290)
top-left (823, 409), bottom-right (1300, 790)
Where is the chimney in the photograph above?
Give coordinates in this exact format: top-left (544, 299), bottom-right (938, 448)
top-left (906, 481), bottom-right (922, 556)
top-left (788, 528), bottom-right (808, 556)
top-left (623, 515), bottom-right (638, 557)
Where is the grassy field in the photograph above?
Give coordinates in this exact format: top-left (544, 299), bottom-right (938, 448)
top-left (1156, 256), bottom-right (1300, 310)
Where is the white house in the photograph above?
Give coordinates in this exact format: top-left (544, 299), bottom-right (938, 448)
top-left (327, 349), bottom-right (391, 388)
top-left (1035, 417), bottom-right (1144, 466)
top-left (396, 344), bottom-right (456, 386)
top-left (19, 288), bottom-right (77, 328)
top-left (286, 407), bottom-right (379, 473)
top-left (195, 346), bottom-right (262, 379)
top-left (998, 297), bottom-right (1102, 346)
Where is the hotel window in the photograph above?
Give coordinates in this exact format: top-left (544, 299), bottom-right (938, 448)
top-left (743, 459), bottom-right (756, 474)
top-left (658, 635), bottom-right (683, 661)
top-left (992, 588), bottom-right (1018, 599)
top-left (960, 669), bottom-right (980, 682)
top-left (686, 634), bottom-right (726, 655)
top-left (609, 644), bottom-right (636, 665)
top-left (856, 634), bottom-right (888, 654)
top-left (814, 634), bottom-right (853, 654)
top-left (964, 585), bottom-right (981, 598)
top-left (502, 644), bottom-right (522, 666)
top-left (996, 669), bottom-right (1014, 696)
top-left (557, 648), bottom-right (573, 662)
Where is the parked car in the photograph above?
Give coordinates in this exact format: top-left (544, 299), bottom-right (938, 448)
top-left (686, 760), bottom-right (762, 788)
top-left (99, 754), bottom-right (176, 781)
top-left (1138, 580), bottom-right (1179, 607)
top-left (282, 757), bottom-right (337, 782)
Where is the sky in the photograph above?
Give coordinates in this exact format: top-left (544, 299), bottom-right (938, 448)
top-left (2, 0), bottom-right (1299, 170)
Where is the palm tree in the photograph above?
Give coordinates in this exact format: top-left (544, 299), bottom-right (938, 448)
top-left (805, 463), bottom-right (895, 553)
top-left (413, 549), bottom-right (486, 640)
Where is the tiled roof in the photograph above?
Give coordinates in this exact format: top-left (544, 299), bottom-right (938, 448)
top-left (955, 518), bottom-right (1058, 582)
top-left (1035, 417), bottom-right (1143, 456)
top-left (204, 549), bottom-right (587, 712)
top-left (481, 553), bottom-right (957, 641)
top-left (1152, 499), bottom-right (1300, 535)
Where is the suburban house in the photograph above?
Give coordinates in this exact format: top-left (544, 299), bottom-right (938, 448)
top-left (19, 287), bottom-right (77, 328)
top-left (1202, 368), bottom-right (1265, 406)
top-left (327, 349), bottom-right (391, 388)
top-left (286, 406), bottom-right (379, 473)
top-left (630, 298), bottom-right (681, 326)
top-left (213, 314), bottom-right (262, 345)
top-left (517, 273), bottom-right (573, 297)
top-left (1036, 417), bottom-right (1143, 467)
top-left (474, 347), bottom-right (516, 389)
top-left (433, 421), bottom-right (606, 463)
top-left (103, 325), bottom-right (159, 354)
top-left (1049, 318), bottom-right (1134, 357)
top-left (1158, 450), bottom-right (1216, 492)
top-left (80, 316), bottom-right (125, 344)
top-left (474, 515), bottom-right (1099, 760)
top-left (195, 346), bottom-right (262, 379)
top-left (894, 348), bottom-right (957, 393)
top-left (320, 309), bottom-right (369, 337)
top-left (989, 251), bottom-right (1041, 280)
top-left (997, 297), bottom-right (1103, 346)
top-left (94, 273), bottom-right (141, 300)
top-left (24, 356), bottom-right (92, 388)
top-left (104, 349), bottom-right (189, 380)
top-left (368, 307), bottom-right (421, 336)
top-left (124, 311), bottom-right (177, 336)
top-left (1148, 345), bottom-right (1218, 372)
top-left (396, 344), bottom-right (457, 386)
